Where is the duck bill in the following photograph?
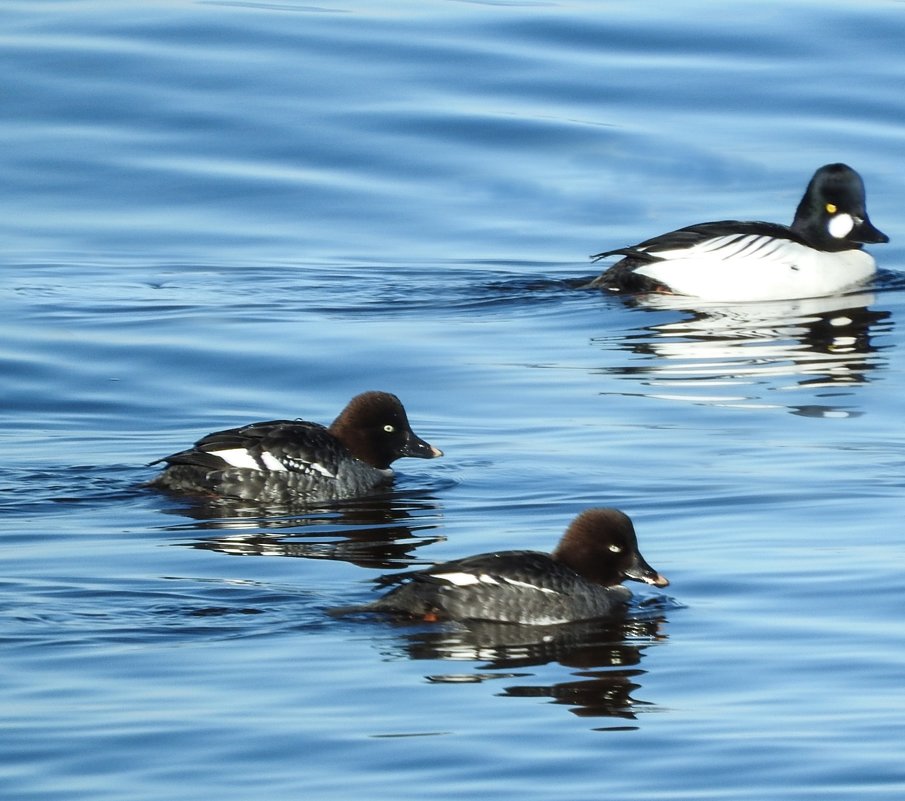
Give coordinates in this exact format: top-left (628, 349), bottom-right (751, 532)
top-left (624, 553), bottom-right (669, 588)
top-left (402, 431), bottom-right (443, 460)
top-left (853, 216), bottom-right (889, 244)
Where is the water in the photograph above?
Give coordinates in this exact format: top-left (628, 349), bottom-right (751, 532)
top-left (3, 1), bottom-right (905, 798)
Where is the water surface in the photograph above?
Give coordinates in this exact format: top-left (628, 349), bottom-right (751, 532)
top-left (3, 1), bottom-right (905, 799)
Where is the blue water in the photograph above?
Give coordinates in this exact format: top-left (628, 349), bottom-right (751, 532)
top-left (3, 1), bottom-right (905, 798)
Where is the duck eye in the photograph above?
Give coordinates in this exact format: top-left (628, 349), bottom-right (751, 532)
top-left (608, 544), bottom-right (622, 553)
top-left (383, 424), bottom-right (395, 433)
top-left (825, 202), bottom-right (837, 214)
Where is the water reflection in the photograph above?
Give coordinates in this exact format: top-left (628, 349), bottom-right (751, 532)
top-left (595, 291), bottom-right (893, 415)
top-left (386, 609), bottom-right (669, 723)
top-left (150, 478), bottom-right (451, 525)
top-left (160, 497), bottom-right (446, 570)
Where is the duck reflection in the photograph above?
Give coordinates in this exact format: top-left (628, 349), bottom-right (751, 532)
top-left (385, 610), bottom-right (668, 722)
top-left (151, 480), bottom-right (448, 526)
top-left (160, 496), bottom-right (445, 571)
top-left (596, 291), bottom-right (892, 416)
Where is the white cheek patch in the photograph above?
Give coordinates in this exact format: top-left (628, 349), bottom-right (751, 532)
top-left (828, 213), bottom-right (855, 239)
top-left (210, 448), bottom-right (262, 470)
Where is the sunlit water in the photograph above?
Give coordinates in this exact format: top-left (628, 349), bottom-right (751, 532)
top-left (3, 1), bottom-right (905, 799)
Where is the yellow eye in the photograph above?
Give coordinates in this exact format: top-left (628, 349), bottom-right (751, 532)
top-left (825, 203), bottom-right (837, 214)
top-left (383, 424), bottom-right (394, 433)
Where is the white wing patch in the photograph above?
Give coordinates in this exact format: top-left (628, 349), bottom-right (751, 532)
top-left (644, 234), bottom-right (789, 264)
top-left (278, 454), bottom-right (337, 478)
top-left (259, 452), bottom-right (289, 472)
top-left (210, 448), bottom-right (263, 470)
top-left (433, 572), bottom-right (499, 587)
top-left (307, 461), bottom-right (337, 478)
top-left (500, 577), bottom-right (561, 595)
top-left (209, 447), bottom-right (337, 476)
top-left (431, 572), bottom-right (561, 595)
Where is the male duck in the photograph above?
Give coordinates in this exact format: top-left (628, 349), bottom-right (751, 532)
top-left (587, 163), bottom-right (887, 302)
top-left (363, 508), bottom-right (668, 625)
top-left (149, 391), bottom-right (442, 504)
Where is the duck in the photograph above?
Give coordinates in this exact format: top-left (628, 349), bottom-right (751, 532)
top-left (362, 508), bottom-right (668, 625)
top-left (148, 391), bottom-right (443, 504)
top-left (586, 163), bottom-right (888, 302)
